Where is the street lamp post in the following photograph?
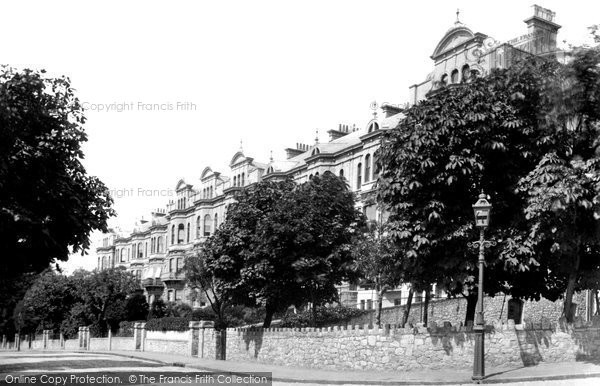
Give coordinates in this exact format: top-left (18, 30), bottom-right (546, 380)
top-left (469, 192), bottom-right (495, 382)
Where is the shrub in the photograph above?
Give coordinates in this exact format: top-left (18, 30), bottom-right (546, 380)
top-left (145, 317), bottom-right (190, 331)
top-left (280, 306), bottom-right (369, 328)
top-left (115, 321), bottom-right (137, 337)
top-left (126, 294), bottom-right (149, 321)
top-left (148, 299), bottom-right (166, 319)
top-left (191, 307), bottom-right (216, 321)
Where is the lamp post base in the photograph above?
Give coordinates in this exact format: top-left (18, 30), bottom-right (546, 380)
top-left (472, 325), bottom-right (485, 382)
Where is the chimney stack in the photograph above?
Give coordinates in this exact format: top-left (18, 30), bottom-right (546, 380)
top-left (524, 5), bottom-right (561, 54)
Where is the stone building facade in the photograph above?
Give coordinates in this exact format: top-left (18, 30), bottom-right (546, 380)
top-left (97, 5), bottom-right (588, 315)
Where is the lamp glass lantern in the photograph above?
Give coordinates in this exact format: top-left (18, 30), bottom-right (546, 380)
top-left (472, 193), bottom-right (492, 228)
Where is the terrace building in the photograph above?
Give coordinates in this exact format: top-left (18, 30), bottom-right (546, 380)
top-left (97, 5), bottom-right (592, 317)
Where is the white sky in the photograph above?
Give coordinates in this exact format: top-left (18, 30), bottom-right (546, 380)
top-left (2, 0), bottom-right (597, 273)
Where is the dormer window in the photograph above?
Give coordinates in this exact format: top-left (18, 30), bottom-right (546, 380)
top-left (368, 122), bottom-right (379, 133)
top-left (267, 166), bottom-right (274, 174)
top-left (311, 147), bottom-right (320, 156)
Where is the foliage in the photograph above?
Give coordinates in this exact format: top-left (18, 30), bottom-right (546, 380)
top-left (164, 301), bottom-right (192, 318)
top-left (186, 173), bottom-right (363, 328)
top-left (125, 293), bottom-right (149, 321)
top-left (145, 317), bottom-right (190, 332)
top-left (351, 222), bottom-right (403, 326)
top-left (377, 48), bottom-right (600, 323)
top-left (148, 298), bottom-right (167, 319)
top-left (18, 271), bottom-right (74, 334)
top-left (0, 67), bottom-right (114, 331)
top-left (280, 306), bottom-right (369, 328)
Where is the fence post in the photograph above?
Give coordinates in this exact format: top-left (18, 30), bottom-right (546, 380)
top-left (108, 329), bottom-right (112, 351)
top-left (215, 329), bottom-right (226, 360)
top-left (42, 330), bottom-right (48, 350)
top-left (2, 335), bottom-right (6, 349)
top-left (86, 327), bottom-right (91, 350)
top-left (15, 334), bottom-right (20, 351)
top-left (134, 323), bottom-right (140, 350)
top-left (198, 321), bottom-right (215, 358)
top-left (140, 323), bottom-right (146, 352)
top-left (60, 332), bottom-right (65, 349)
top-left (189, 321), bottom-right (200, 357)
top-left (78, 327), bottom-right (83, 349)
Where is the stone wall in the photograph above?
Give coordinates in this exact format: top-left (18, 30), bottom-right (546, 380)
top-left (111, 337), bottom-right (133, 351)
top-left (145, 338), bottom-right (188, 355)
top-left (89, 338), bottom-right (109, 351)
top-left (64, 339), bottom-right (79, 350)
top-left (347, 293), bottom-right (587, 327)
top-left (222, 321), bottom-right (600, 371)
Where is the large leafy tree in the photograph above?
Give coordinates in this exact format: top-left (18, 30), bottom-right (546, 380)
top-left (513, 47), bottom-right (600, 321)
top-left (0, 67), bottom-right (114, 332)
top-left (186, 172), bottom-right (363, 328)
top-left (377, 57), bottom-right (559, 323)
top-left (18, 271), bottom-right (74, 334)
top-left (378, 47), bottom-right (600, 323)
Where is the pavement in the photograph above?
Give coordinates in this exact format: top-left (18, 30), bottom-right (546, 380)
top-left (79, 349), bottom-right (600, 385)
top-left (2, 349), bottom-right (600, 385)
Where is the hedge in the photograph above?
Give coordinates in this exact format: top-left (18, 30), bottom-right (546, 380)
top-left (280, 306), bottom-right (369, 328)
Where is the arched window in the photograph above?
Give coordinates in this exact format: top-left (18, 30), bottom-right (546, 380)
top-left (451, 69), bottom-right (459, 84)
top-left (157, 237), bottom-right (163, 253)
top-left (187, 223), bottom-right (190, 243)
top-left (210, 186), bottom-right (214, 197)
top-left (132, 244), bottom-right (136, 259)
top-left (137, 242), bottom-right (143, 258)
top-left (169, 258), bottom-right (175, 272)
top-left (214, 213), bottom-right (218, 230)
top-left (311, 147), bottom-right (321, 156)
top-left (309, 174), bottom-right (313, 180)
top-left (204, 214), bottom-right (212, 236)
top-left (440, 74), bottom-right (448, 86)
top-left (462, 64), bottom-right (471, 83)
top-left (373, 155), bottom-right (379, 180)
top-left (145, 242), bottom-right (148, 257)
top-left (196, 216), bottom-right (201, 238)
top-left (120, 249), bottom-right (125, 262)
top-left (315, 172), bottom-right (319, 177)
top-left (339, 169), bottom-right (344, 179)
top-left (177, 224), bottom-right (184, 244)
top-left (357, 163), bottom-right (362, 189)
top-left (368, 122), bottom-right (379, 133)
top-left (171, 225), bottom-right (175, 244)
top-left (233, 176), bottom-right (237, 187)
top-left (364, 154), bottom-right (371, 182)
top-left (241, 173), bottom-right (245, 186)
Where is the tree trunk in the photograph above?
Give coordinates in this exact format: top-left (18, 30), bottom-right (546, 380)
top-left (464, 292), bottom-right (478, 326)
top-left (263, 303), bottom-right (275, 328)
top-left (423, 287), bottom-right (431, 326)
top-left (401, 288), bottom-right (414, 328)
top-left (563, 253), bottom-right (581, 323)
top-left (375, 288), bottom-right (386, 327)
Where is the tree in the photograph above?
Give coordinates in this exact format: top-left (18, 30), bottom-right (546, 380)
top-left (248, 172), bottom-right (363, 326)
top-left (0, 67), bottom-right (114, 333)
top-left (186, 173), bottom-right (363, 328)
top-left (19, 270), bottom-right (74, 333)
top-left (73, 267), bottom-right (140, 334)
top-left (513, 47), bottom-right (600, 321)
top-left (377, 56), bottom-right (560, 324)
top-left (351, 222), bottom-right (403, 327)
top-left (125, 293), bottom-right (149, 321)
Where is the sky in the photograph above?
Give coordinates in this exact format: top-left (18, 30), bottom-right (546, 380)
top-left (2, 0), bottom-right (598, 273)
